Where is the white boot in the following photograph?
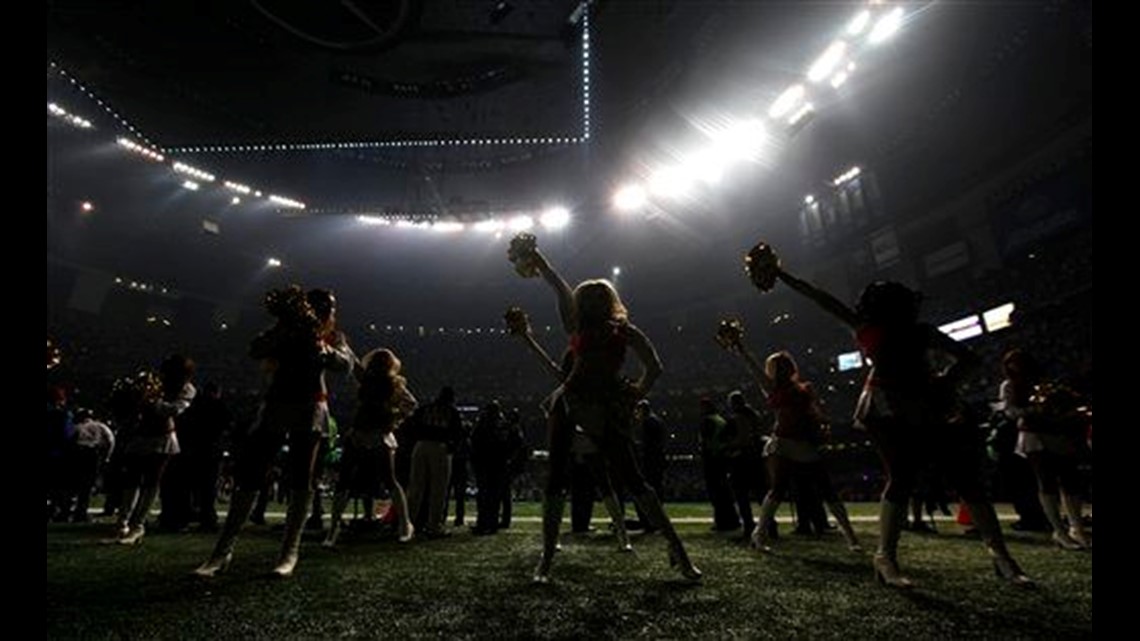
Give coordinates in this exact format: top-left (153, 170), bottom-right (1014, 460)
top-left (828, 501), bottom-right (863, 553)
top-left (1040, 493), bottom-right (1084, 550)
top-left (273, 489), bottom-right (310, 577)
top-left (194, 488), bottom-right (257, 577)
top-left (1061, 492), bottom-right (1091, 549)
top-left (873, 502), bottom-right (914, 589)
top-left (323, 491), bottom-right (349, 548)
top-left (751, 495), bottom-right (779, 553)
top-left (535, 495), bottom-right (565, 583)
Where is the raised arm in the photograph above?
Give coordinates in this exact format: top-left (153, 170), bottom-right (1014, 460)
top-left (777, 270), bottom-right (860, 329)
top-left (736, 346), bottom-right (773, 399)
top-left (522, 333), bottom-right (567, 382)
top-left (626, 324), bottom-right (664, 396)
top-left (533, 252), bottom-right (577, 334)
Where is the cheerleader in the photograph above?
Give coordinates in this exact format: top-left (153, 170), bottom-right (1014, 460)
top-left (195, 287), bottom-right (353, 578)
top-left (744, 244), bottom-right (1031, 588)
top-left (718, 330), bottom-right (860, 553)
top-left (510, 236), bottom-right (700, 583)
top-left (114, 355), bottom-right (196, 545)
top-left (323, 348), bottom-right (417, 547)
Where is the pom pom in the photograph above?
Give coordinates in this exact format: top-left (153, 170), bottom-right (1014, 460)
top-left (507, 233), bottom-right (540, 278)
top-left (744, 243), bottom-right (781, 292)
top-left (714, 319), bottom-right (745, 352)
top-left (504, 306), bottom-right (531, 336)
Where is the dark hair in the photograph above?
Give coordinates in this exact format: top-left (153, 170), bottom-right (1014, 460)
top-left (1002, 348), bottom-right (1041, 380)
top-left (159, 354), bottom-right (195, 393)
top-left (856, 281), bottom-right (922, 326)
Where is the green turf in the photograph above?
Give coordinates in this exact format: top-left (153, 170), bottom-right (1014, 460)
top-left (47, 505), bottom-right (1092, 640)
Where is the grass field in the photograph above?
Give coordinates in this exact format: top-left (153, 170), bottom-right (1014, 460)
top-left (46, 503), bottom-right (1092, 639)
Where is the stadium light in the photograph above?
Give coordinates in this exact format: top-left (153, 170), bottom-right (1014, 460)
top-left (540, 207), bottom-right (571, 230)
top-left (869, 7), bottom-right (904, 44)
top-left (613, 184), bottom-right (647, 212)
top-left (768, 85), bottom-right (805, 119)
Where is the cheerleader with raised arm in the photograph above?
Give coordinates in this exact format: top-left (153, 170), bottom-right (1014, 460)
top-left (504, 306), bottom-right (632, 553)
top-left (743, 243), bottom-right (1031, 588)
top-left (509, 234), bottom-right (700, 583)
top-left (715, 321), bottom-right (860, 553)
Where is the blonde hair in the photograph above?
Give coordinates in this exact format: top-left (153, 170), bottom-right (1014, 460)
top-left (359, 348), bottom-right (406, 403)
top-left (573, 279), bottom-right (627, 328)
top-left (362, 348), bottom-right (402, 377)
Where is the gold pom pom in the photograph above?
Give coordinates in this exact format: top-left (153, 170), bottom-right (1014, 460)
top-left (263, 285), bottom-right (321, 334)
top-left (744, 242), bottom-right (781, 292)
top-left (504, 306), bottom-right (531, 336)
top-left (507, 233), bottom-right (540, 278)
top-left (715, 319), bottom-right (745, 352)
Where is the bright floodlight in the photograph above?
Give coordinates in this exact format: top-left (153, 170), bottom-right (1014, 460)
top-left (938, 314), bottom-right (983, 342)
top-left (509, 215), bottom-right (534, 231)
top-left (474, 219), bottom-right (504, 233)
top-left (832, 165), bottom-right (862, 185)
top-left (612, 266), bottom-right (621, 276)
top-left (117, 137), bottom-right (164, 162)
top-left (982, 302), bottom-right (1015, 333)
top-left (267, 257), bottom-right (282, 268)
top-left (768, 85), bottom-right (805, 119)
top-left (649, 167), bottom-right (694, 199)
top-left (804, 195), bottom-right (815, 205)
top-left (613, 184), bottom-right (648, 211)
top-left (847, 10), bottom-right (871, 36)
top-left (541, 207), bottom-right (571, 229)
top-left (268, 195), bottom-right (306, 210)
top-left (869, 7), bottom-right (903, 44)
top-left (681, 150), bottom-right (727, 185)
top-left (172, 162), bottom-right (216, 182)
top-left (432, 221), bottom-right (465, 232)
top-left (357, 215), bottom-right (392, 226)
top-left (231, 196), bottom-right (241, 205)
top-left (711, 119), bottom-right (766, 162)
top-left (808, 41), bottom-right (848, 83)
top-left (182, 180), bottom-right (200, 191)
top-left (788, 103), bottom-right (814, 125)
top-left (830, 71), bottom-right (849, 88)
top-left (80, 201), bottom-right (94, 212)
